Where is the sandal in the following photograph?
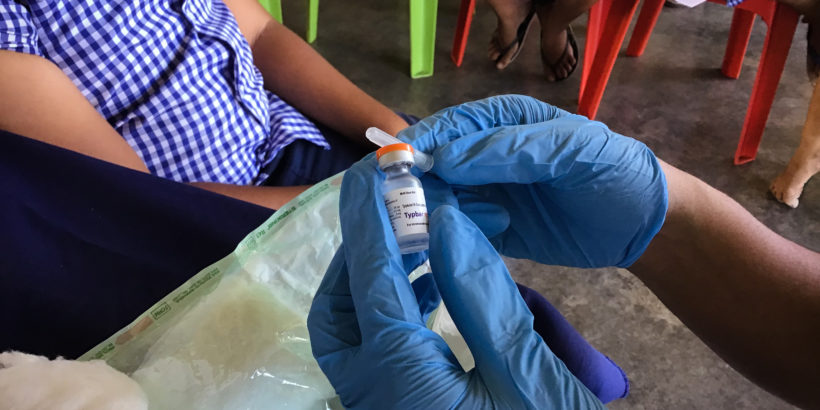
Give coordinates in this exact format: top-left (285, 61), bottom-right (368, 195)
top-left (541, 25), bottom-right (578, 82)
top-left (493, 8), bottom-right (538, 68)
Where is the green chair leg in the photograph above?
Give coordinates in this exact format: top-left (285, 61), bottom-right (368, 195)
top-left (409, 0), bottom-right (437, 79)
top-left (306, 0), bottom-right (319, 43)
top-left (260, 0), bottom-right (283, 23)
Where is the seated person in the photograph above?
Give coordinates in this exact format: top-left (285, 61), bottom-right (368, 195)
top-left (2, 3), bottom-right (628, 404)
top-left (0, 0), bottom-right (409, 210)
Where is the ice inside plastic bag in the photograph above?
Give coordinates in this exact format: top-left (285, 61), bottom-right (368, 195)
top-left (131, 274), bottom-right (333, 409)
top-left (81, 172), bottom-right (472, 409)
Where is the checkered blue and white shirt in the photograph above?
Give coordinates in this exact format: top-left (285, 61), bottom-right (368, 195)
top-left (0, 0), bottom-right (328, 185)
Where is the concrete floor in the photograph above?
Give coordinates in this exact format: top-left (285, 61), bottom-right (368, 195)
top-left (284, 1), bottom-right (818, 408)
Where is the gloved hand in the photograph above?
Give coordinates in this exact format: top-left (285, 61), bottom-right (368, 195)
top-left (307, 157), bottom-right (604, 409)
top-left (398, 95), bottom-right (668, 268)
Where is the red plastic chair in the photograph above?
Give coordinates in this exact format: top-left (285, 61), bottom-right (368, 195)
top-left (579, 0), bottom-right (799, 164)
top-left (451, 0), bottom-right (474, 66)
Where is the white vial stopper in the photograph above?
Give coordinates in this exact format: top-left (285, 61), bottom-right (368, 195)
top-left (366, 127), bottom-right (434, 172)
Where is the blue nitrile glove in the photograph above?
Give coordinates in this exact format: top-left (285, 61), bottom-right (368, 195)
top-left (397, 95), bottom-right (668, 268)
top-left (307, 157), bottom-right (605, 409)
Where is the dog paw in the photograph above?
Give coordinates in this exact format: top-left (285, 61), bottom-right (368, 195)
top-left (770, 173), bottom-right (802, 208)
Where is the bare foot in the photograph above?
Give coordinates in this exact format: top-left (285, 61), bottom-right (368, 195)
top-left (487, 0), bottom-right (534, 70)
top-left (540, 22), bottom-right (576, 81)
top-left (535, 0), bottom-right (595, 82)
top-left (770, 80), bottom-right (820, 208)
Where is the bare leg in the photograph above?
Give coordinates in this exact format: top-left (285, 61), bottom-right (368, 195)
top-left (535, 0), bottom-right (598, 81)
top-left (487, 0), bottom-right (534, 70)
top-left (770, 79), bottom-right (820, 207)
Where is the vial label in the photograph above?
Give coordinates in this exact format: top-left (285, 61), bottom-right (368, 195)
top-left (383, 187), bottom-right (428, 236)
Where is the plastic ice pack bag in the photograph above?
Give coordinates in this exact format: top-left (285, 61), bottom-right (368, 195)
top-left (80, 172), bottom-right (472, 409)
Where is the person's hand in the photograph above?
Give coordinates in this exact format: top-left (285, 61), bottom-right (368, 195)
top-left (307, 158), bottom-right (604, 409)
top-left (398, 95), bottom-right (668, 268)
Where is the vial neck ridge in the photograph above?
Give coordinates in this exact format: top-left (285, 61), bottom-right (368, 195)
top-left (381, 162), bottom-right (413, 176)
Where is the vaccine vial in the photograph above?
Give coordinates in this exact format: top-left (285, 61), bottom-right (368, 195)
top-left (376, 143), bottom-right (429, 254)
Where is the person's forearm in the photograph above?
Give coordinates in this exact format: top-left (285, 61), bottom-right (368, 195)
top-left (630, 161), bottom-right (820, 409)
top-left (188, 182), bottom-right (309, 210)
top-left (250, 20), bottom-right (408, 145)
top-left (0, 50), bottom-right (148, 173)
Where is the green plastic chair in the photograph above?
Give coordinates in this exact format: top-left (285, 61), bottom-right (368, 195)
top-left (258, 0), bottom-right (284, 25)
top-left (258, 0), bottom-right (320, 44)
top-left (259, 0), bottom-right (437, 79)
top-left (408, 0), bottom-right (438, 79)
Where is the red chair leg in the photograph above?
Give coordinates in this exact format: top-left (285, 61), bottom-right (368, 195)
top-left (580, 2), bottom-right (605, 97)
top-left (734, 3), bottom-right (799, 164)
top-left (577, 0), bottom-right (641, 120)
top-left (600, 0), bottom-right (613, 18)
top-left (451, 0), bottom-right (476, 66)
top-left (722, 9), bottom-right (756, 79)
top-left (625, 0), bottom-right (664, 57)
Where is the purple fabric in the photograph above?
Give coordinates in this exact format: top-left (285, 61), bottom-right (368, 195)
top-left (0, 130), bottom-right (273, 359)
top-left (517, 283), bottom-right (630, 403)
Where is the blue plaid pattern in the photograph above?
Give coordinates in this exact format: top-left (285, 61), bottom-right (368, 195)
top-left (726, 0), bottom-right (746, 6)
top-left (0, 0), bottom-right (328, 185)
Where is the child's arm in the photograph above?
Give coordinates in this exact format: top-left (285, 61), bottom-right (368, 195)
top-left (0, 50), bottom-right (149, 173)
top-left (223, 0), bottom-right (409, 148)
top-left (630, 161), bottom-right (820, 409)
top-left (0, 50), bottom-right (308, 208)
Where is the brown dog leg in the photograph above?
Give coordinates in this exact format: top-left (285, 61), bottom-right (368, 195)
top-left (770, 79), bottom-right (820, 208)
